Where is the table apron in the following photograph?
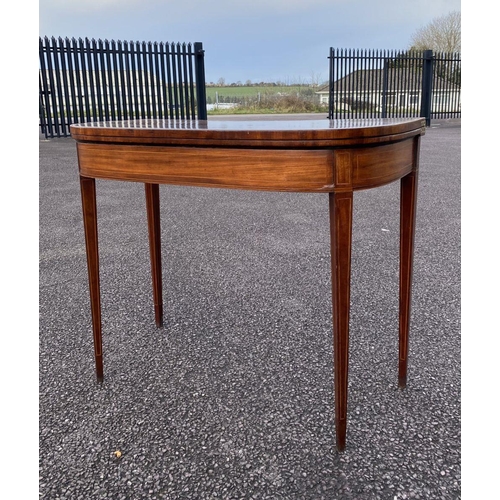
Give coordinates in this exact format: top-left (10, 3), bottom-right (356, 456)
top-left (76, 137), bottom-right (417, 192)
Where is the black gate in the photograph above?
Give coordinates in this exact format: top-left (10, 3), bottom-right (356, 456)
top-left (39, 36), bottom-right (207, 138)
top-left (327, 48), bottom-right (461, 125)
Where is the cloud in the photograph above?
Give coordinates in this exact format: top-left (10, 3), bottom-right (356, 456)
top-left (39, 0), bottom-right (461, 83)
top-left (40, 0), bottom-right (347, 17)
top-left (41, 0), bottom-right (142, 11)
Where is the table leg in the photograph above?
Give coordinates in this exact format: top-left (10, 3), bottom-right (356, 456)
top-left (145, 183), bottom-right (163, 327)
top-left (79, 176), bottom-right (104, 382)
top-left (399, 170), bottom-right (418, 388)
top-left (329, 190), bottom-right (353, 451)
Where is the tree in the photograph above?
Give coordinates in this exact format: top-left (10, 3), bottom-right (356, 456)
top-left (409, 10), bottom-right (461, 53)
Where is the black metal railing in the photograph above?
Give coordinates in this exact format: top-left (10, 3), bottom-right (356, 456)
top-left (39, 36), bottom-right (207, 138)
top-left (327, 48), bottom-right (461, 125)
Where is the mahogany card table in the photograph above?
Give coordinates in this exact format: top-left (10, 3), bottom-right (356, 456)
top-left (71, 117), bottom-right (425, 451)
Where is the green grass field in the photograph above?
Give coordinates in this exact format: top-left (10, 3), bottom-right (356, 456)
top-left (205, 85), bottom-right (325, 114)
top-left (205, 85), bottom-right (308, 100)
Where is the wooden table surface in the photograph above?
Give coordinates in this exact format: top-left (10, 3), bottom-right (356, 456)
top-left (71, 117), bottom-right (426, 451)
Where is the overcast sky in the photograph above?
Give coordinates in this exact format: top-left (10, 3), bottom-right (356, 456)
top-left (39, 0), bottom-right (461, 84)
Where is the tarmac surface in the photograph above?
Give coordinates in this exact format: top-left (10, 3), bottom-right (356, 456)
top-left (39, 115), bottom-right (461, 499)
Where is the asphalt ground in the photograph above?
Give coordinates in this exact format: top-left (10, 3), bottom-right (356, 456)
top-left (39, 115), bottom-right (461, 499)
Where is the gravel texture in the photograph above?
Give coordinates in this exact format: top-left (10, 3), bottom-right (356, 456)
top-left (39, 116), bottom-right (461, 499)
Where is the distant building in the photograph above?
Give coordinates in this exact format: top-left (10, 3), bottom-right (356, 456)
top-left (315, 68), bottom-right (461, 113)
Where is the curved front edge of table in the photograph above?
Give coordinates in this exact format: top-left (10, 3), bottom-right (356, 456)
top-left (72, 118), bottom-right (425, 452)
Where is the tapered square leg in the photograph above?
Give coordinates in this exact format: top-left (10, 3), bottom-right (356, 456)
top-left (79, 176), bottom-right (103, 383)
top-left (329, 190), bottom-right (353, 451)
top-left (145, 183), bottom-right (163, 327)
top-left (398, 170), bottom-right (418, 388)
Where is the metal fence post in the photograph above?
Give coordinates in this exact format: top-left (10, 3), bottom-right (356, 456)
top-left (420, 50), bottom-right (433, 126)
top-left (328, 48), bottom-right (334, 119)
top-left (194, 42), bottom-right (207, 120)
top-left (382, 59), bottom-right (389, 119)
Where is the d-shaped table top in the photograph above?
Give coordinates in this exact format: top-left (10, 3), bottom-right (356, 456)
top-left (70, 117), bottom-right (425, 147)
top-left (71, 118), bottom-right (425, 193)
top-left (71, 117), bottom-right (425, 451)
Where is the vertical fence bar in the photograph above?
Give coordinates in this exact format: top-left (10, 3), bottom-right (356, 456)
top-left (443, 53), bottom-right (450, 117)
top-left (131, 41), bottom-right (144, 119)
top-left (148, 42), bottom-right (157, 118)
top-left (187, 44), bottom-right (193, 118)
top-left (97, 39), bottom-right (110, 121)
top-left (66, 38), bottom-right (78, 124)
top-left (334, 47), bottom-right (338, 119)
top-left (50, 36), bottom-right (63, 135)
top-left (397, 50), bottom-right (403, 116)
top-left (91, 39), bottom-right (104, 122)
top-left (402, 50), bottom-right (408, 117)
top-left (85, 38), bottom-right (98, 121)
top-left (376, 50), bottom-right (383, 117)
top-left (420, 49), bottom-right (433, 126)
top-left (361, 49), bottom-right (370, 118)
top-left (39, 86), bottom-right (47, 136)
top-left (103, 40), bottom-right (115, 121)
top-left (454, 53), bottom-right (461, 118)
top-left (328, 47), bottom-right (332, 119)
top-left (194, 42), bottom-right (207, 119)
top-left (358, 49), bottom-right (363, 118)
top-left (388, 50), bottom-right (394, 117)
top-left (159, 42), bottom-right (169, 118)
top-left (133, 41), bottom-right (140, 119)
top-left (117, 39), bottom-right (125, 119)
top-left (447, 54), bottom-right (453, 116)
top-left (146, 42), bottom-right (155, 118)
top-left (39, 72), bottom-right (47, 137)
top-left (39, 37), bottom-right (52, 137)
top-left (369, 49), bottom-right (375, 118)
top-left (116, 40), bottom-right (124, 120)
top-left (59, 38), bottom-right (73, 132)
top-left (110, 40), bottom-right (121, 120)
top-left (171, 43), bottom-right (180, 119)
top-left (51, 37), bottom-right (67, 136)
top-left (79, 38), bottom-right (91, 122)
top-left (340, 48), bottom-right (345, 118)
top-left (332, 46), bottom-right (337, 120)
top-left (182, 43), bottom-right (191, 118)
top-left (365, 49), bottom-right (371, 118)
top-left (44, 37), bottom-right (59, 136)
top-left (142, 41), bottom-right (152, 118)
top-left (411, 51), bottom-right (418, 116)
top-left (179, 44), bottom-right (187, 117)
top-left (433, 52), bottom-right (441, 118)
top-left (172, 44), bottom-right (180, 116)
top-left (374, 49), bottom-right (379, 117)
top-left (135, 41), bottom-right (145, 118)
top-left (175, 43), bottom-right (185, 119)
top-left (187, 43), bottom-right (196, 119)
top-left (72, 38), bottom-right (85, 124)
top-left (347, 49), bottom-right (352, 119)
top-left (124, 41), bottom-right (134, 119)
top-left (356, 49), bottom-right (361, 118)
top-left (343, 49), bottom-right (348, 118)
top-left (408, 51), bottom-right (415, 117)
top-left (166, 43), bottom-right (175, 118)
top-left (381, 51), bottom-right (388, 118)
top-left (153, 42), bottom-right (163, 119)
top-left (332, 47), bottom-right (336, 119)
